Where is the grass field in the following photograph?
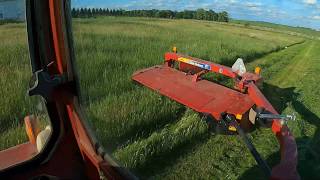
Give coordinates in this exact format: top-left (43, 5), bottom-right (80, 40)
top-left (0, 16), bottom-right (319, 179)
top-left (231, 19), bottom-right (320, 40)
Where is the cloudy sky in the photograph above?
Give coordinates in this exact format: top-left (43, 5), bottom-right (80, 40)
top-left (72, 0), bottom-right (320, 30)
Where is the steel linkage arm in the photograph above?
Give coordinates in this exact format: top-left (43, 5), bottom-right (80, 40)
top-left (165, 52), bottom-right (237, 78)
top-left (247, 82), bottom-right (299, 179)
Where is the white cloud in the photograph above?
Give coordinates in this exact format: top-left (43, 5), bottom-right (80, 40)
top-left (312, 15), bottom-right (320, 20)
top-left (245, 2), bottom-right (262, 8)
top-left (303, 0), bottom-right (317, 5)
top-left (225, 0), bottom-right (238, 4)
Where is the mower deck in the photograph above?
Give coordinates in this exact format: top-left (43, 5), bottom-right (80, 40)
top-left (132, 65), bottom-right (254, 120)
top-left (132, 52), bottom-right (299, 178)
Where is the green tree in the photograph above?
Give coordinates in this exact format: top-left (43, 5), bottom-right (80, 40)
top-left (218, 11), bottom-right (229, 22)
top-left (106, 8), bottom-right (110, 16)
top-left (210, 10), bottom-right (218, 21)
top-left (183, 10), bottom-right (194, 19)
top-left (176, 11), bottom-right (184, 19)
top-left (79, 8), bottom-right (84, 17)
top-left (98, 8), bottom-right (103, 16)
top-left (72, 7), bottom-right (229, 22)
top-left (92, 8), bottom-right (96, 17)
top-left (196, 8), bottom-right (206, 20)
top-left (71, 8), bottom-right (77, 18)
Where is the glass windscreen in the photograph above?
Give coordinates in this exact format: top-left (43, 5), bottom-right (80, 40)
top-left (70, 1), bottom-right (320, 179)
top-left (0, 20), bottom-right (52, 155)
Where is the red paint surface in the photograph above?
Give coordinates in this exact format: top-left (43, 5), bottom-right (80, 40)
top-left (133, 53), bottom-right (299, 179)
top-left (0, 143), bottom-right (37, 170)
top-left (133, 65), bottom-right (254, 119)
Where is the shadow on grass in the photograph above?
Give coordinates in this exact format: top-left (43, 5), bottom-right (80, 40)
top-left (240, 83), bottom-right (320, 179)
top-left (90, 105), bottom-right (186, 152)
top-left (133, 133), bottom-right (210, 179)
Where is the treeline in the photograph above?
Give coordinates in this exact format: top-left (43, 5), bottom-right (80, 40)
top-left (71, 8), bottom-right (229, 22)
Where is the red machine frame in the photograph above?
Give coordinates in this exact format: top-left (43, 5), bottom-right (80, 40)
top-left (132, 52), bottom-right (299, 179)
top-left (163, 52), bottom-right (281, 132)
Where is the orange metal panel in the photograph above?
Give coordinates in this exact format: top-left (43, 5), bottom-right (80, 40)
top-left (0, 143), bottom-right (37, 170)
top-left (132, 65), bottom-right (254, 120)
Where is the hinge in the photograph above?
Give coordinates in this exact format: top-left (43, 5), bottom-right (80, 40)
top-left (28, 69), bottom-right (67, 101)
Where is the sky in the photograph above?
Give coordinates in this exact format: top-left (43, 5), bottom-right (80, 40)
top-left (72, 0), bottom-right (320, 30)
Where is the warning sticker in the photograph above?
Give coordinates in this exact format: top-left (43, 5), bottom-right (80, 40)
top-left (178, 57), bottom-right (211, 70)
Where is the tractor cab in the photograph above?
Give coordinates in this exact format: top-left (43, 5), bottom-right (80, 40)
top-left (0, 0), bottom-right (299, 179)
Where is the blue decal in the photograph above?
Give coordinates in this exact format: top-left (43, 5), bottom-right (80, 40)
top-left (188, 60), bottom-right (211, 71)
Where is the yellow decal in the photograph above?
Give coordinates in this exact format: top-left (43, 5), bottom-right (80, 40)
top-left (228, 126), bottom-right (237, 132)
top-left (178, 57), bottom-right (190, 63)
top-left (236, 114), bottom-right (243, 120)
top-left (255, 67), bottom-right (261, 75)
top-left (177, 57), bottom-right (212, 70)
top-left (173, 47), bottom-right (178, 53)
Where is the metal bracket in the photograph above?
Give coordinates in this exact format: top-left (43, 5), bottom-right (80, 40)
top-left (192, 70), bottom-right (208, 82)
top-left (257, 113), bottom-right (296, 125)
top-left (224, 114), bottom-right (271, 177)
top-left (28, 69), bottom-right (66, 101)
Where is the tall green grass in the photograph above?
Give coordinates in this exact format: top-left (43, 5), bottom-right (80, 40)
top-left (231, 19), bottom-right (320, 40)
top-left (72, 17), bottom-right (303, 154)
top-left (71, 17), bottom-right (307, 178)
top-left (0, 23), bottom-right (31, 149)
top-left (248, 41), bottom-right (320, 179)
top-left (0, 23), bottom-right (50, 151)
top-left (1, 16), bottom-right (318, 179)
